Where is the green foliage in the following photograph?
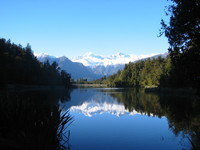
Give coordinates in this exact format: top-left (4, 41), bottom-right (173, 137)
top-left (0, 38), bottom-right (71, 87)
top-left (93, 75), bottom-right (107, 84)
top-left (106, 0), bottom-right (200, 89)
top-left (105, 56), bottom-right (172, 87)
top-left (161, 0), bottom-right (200, 89)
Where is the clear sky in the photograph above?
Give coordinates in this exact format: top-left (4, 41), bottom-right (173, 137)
top-left (0, 0), bottom-right (171, 58)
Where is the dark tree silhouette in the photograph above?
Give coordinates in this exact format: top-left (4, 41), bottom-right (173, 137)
top-left (0, 38), bottom-right (71, 87)
top-left (161, 0), bottom-right (200, 88)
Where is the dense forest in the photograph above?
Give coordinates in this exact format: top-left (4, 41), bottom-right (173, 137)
top-left (160, 0), bottom-right (200, 89)
top-left (105, 56), bottom-right (171, 87)
top-left (105, 0), bottom-right (200, 90)
top-left (0, 38), bottom-right (71, 87)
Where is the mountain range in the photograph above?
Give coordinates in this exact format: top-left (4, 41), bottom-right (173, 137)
top-left (35, 52), bottom-right (167, 80)
top-left (72, 52), bottom-right (168, 76)
top-left (36, 53), bottom-right (101, 80)
top-left (71, 52), bottom-right (158, 67)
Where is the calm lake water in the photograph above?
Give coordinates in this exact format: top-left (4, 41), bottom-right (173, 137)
top-left (0, 88), bottom-right (199, 150)
top-left (61, 88), bottom-right (200, 150)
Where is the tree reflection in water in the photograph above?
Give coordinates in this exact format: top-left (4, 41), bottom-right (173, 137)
top-left (2, 88), bottom-right (199, 150)
top-left (104, 88), bottom-right (200, 150)
top-left (0, 89), bottom-right (72, 150)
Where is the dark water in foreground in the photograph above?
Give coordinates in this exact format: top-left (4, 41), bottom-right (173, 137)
top-left (0, 88), bottom-right (199, 150)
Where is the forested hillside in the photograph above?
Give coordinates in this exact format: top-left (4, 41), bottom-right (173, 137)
top-left (105, 0), bottom-right (200, 90)
top-left (105, 57), bottom-right (171, 87)
top-left (160, 0), bottom-right (200, 89)
top-left (0, 38), bottom-right (71, 87)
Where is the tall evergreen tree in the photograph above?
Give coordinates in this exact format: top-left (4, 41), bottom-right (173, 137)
top-left (0, 38), bottom-right (71, 87)
top-left (161, 0), bottom-right (200, 88)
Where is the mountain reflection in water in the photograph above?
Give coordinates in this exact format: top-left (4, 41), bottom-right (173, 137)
top-left (0, 88), bottom-right (199, 150)
top-left (62, 88), bottom-right (200, 150)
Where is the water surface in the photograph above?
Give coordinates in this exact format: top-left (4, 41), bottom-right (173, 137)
top-left (61, 88), bottom-right (200, 150)
top-left (0, 88), bottom-right (199, 150)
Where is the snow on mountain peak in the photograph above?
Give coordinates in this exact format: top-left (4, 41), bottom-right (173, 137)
top-left (34, 53), bottom-right (57, 59)
top-left (71, 52), bottom-right (158, 67)
top-left (34, 53), bottom-right (49, 58)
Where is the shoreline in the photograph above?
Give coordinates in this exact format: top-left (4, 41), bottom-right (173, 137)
top-left (1, 84), bottom-right (199, 97)
top-left (72, 83), bottom-right (107, 88)
top-left (1, 84), bottom-right (69, 92)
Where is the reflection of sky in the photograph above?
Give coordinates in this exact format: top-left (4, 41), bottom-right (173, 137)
top-left (62, 88), bottom-right (190, 150)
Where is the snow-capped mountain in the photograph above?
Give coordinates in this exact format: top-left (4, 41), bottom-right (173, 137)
top-left (35, 53), bottom-right (101, 80)
top-left (35, 52), bottom-right (168, 79)
top-left (71, 52), bottom-right (167, 76)
top-left (71, 52), bottom-right (159, 67)
top-left (34, 53), bottom-right (57, 62)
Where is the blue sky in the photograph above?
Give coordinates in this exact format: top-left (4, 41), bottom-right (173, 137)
top-left (0, 0), bottom-right (170, 58)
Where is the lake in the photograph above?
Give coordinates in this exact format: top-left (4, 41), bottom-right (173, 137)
top-left (0, 88), bottom-right (199, 150)
top-left (61, 88), bottom-right (199, 150)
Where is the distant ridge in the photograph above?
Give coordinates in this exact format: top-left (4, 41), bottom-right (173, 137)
top-left (36, 54), bottom-right (101, 80)
top-left (71, 52), bottom-right (161, 67)
top-left (71, 52), bottom-right (168, 76)
top-left (35, 52), bottom-right (168, 79)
